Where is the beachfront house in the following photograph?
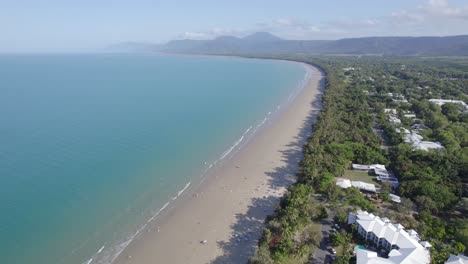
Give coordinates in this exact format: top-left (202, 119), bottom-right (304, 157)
top-left (352, 164), bottom-right (389, 178)
top-left (336, 179), bottom-right (377, 193)
top-left (349, 210), bottom-right (431, 264)
top-left (352, 164), bottom-right (399, 188)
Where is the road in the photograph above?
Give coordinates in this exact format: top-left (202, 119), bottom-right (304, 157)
top-left (311, 209), bottom-right (334, 264)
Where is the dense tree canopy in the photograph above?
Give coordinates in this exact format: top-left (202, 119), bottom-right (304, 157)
top-left (250, 55), bottom-right (467, 264)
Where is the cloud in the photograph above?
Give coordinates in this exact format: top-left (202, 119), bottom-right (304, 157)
top-left (274, 18), bottom-right (294, 26)
top-left (267, 1), bottom-right (468, 39)
top-left (180, 32), bottom-right (210, 40)
top-left (326, 19), bottom-right (379, 29)
top-left (177, 0), bottom-right (468, 41)
top-left (422, 0), bottom-right (468, 19)
top-left (178, 28), bottom-right (244, 40)
top-left (389, 10), bottom-right (424, 25)
top-left (272, 17), bottom-right (320, 32)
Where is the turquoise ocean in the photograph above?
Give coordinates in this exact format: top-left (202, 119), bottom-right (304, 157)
top-left (0, 53), bottom-right (309, 264)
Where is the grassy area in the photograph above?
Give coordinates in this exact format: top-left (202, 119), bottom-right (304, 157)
top-left (342, 170), bottom-right (381, 187)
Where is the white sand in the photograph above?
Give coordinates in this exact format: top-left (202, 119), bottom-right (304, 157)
top-left (114, 63), bottom-right (324, 264)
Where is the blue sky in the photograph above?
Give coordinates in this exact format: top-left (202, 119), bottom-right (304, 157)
top-left (1, 0), bottom-right (468, 52)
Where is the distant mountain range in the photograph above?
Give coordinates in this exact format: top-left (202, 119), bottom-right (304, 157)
top-left (109, 32), bottom-right (468, 56)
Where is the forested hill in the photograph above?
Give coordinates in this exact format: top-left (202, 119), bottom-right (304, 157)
top-left (113, 32), bottom-right (468, 56)
top-left (315, 35), bottom-right (468, 56)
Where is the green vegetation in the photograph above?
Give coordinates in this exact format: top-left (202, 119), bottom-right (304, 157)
top-left (249, 55), bottom-right (468, 263)
top-left (342, 170), bottom-right (379, 186)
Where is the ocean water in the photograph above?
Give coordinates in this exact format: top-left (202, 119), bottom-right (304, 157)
top-left (0, 53), bottom-right (308, 264)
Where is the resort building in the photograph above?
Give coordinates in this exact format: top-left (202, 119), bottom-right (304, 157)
top-left (445, 254), bottom-right (468, 264)
top-left (349, 210), bottom-right (431, 264)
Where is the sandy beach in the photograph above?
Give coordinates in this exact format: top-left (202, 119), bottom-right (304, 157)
top-left (114, 63), bottom-right (325, 264)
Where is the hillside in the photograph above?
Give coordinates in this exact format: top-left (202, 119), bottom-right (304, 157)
top-left (108, 32), bottom-right (468, 56)
top-left (315, 35), bottom-right (468, 56)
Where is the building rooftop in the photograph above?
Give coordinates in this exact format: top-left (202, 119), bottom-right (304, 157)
top-left (404, 114), bottom-right (417, 119)
top-left (389, 194), bottom-right (401, 203)
top-left (352, 164), bottom-right (389, 177)
top-left (336, 178), bottom-right (377, 193)
top-left (388, 116), bottom-right (401, 124)
top-left (349, 210), bottom-right (431, 264)
top-left (414, 141), bottom-right (444, 151)
top-left (404, 131), bottom-right (444, 151)
top-left (396, 127), bottom-right (411, 134)
top-left (429, 99), bottom-right (467, 108)
top-left (445, 254), bottom-right (468, 264)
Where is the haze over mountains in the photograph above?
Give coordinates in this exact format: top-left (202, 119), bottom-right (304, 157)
top-left (110, 32), bottom-right (468, 56)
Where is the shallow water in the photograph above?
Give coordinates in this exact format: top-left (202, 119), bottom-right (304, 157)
top-left (0, 53), bottom-right (307, 264)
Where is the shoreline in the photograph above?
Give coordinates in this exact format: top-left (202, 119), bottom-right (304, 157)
top-left (113, 62), bottom-right (325, 264)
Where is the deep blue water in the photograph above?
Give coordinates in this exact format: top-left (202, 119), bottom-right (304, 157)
top-left (0, 53), bottom-right (307, 264)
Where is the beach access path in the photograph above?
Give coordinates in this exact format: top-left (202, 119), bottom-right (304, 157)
top-left (114, 63), bottom-right (325, 264)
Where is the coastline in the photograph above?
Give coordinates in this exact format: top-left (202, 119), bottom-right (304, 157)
top-left (113, 62), bottom-right (325, 264)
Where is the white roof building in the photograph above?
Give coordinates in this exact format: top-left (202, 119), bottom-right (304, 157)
top-left (446, 254), bottom-right (468, 264)
top-left (414, 141), bottom-right (444, 151)
top-left (349, 211), bottom-right (431, 264)
top-left (389, 194), bottom-right (401, 203)
top-left (353, 164), bottom-right (373, 171)
top-left (352, 181), bottom-right (377, 193)
top-left (404, 114), bottom-right (417, 119)
top-left (429, 99), bottom-right (467, 108)
top-left (373, 166), bottom-right (390, 178)
top-left (384, 109), bottom-right (397, 115)
top-left (404, 131), bottom-right (444, 151)
top-left (352, 164), bottom-right (389, 177)
top-left (404, 132), bottom-right (424, 144)
top-left (388, 116), bottom-right (401, 124)
top-left (396, 127), bottom-right (411, 134)
top-left (336, 179), bottom-right (377, 193)
top-left (336, 178), bottom-right (352, 188)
